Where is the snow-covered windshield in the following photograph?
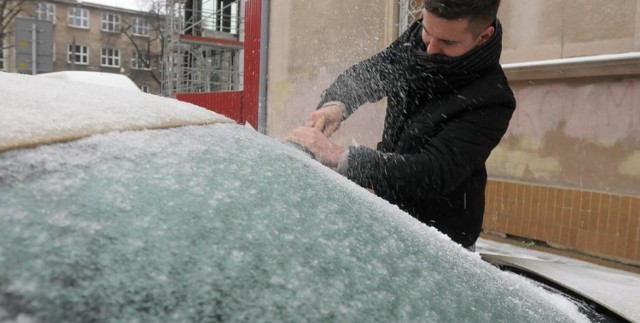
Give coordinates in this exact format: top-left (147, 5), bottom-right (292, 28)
top-left (0, 123), bottom-right (587, 322)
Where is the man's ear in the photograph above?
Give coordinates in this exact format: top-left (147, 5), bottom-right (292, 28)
top-left (478, 26), bottom-right (495, 46)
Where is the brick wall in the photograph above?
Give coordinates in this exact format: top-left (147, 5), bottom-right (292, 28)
top-left (483, 180), bottom-right (640, 266)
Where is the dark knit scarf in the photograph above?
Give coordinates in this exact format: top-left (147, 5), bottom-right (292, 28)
top-left (401, 18), bottom-right (504, 93)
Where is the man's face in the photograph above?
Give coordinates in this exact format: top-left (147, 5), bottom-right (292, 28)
top-left (420, 9), bottom-right (494, 57)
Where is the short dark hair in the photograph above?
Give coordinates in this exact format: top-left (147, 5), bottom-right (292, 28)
top-left (423, 0), bottom-right (501, 34)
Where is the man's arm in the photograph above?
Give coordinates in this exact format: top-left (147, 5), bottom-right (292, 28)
top-left (285, 126), bottom-right (345, 167)
top-left (293, 46), bottom-right (403, 142)
top-left (287, 43), bottom-right (408, 155)
top-left (317, 45), bottom-right (406, 118)
top-left (306, 103), bottom-right (346, 137)
top-left (341, 101), bottom-right (514, 204)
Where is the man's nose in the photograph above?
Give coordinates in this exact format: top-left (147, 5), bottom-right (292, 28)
top-left (426, 40), bottom-right (442, 55)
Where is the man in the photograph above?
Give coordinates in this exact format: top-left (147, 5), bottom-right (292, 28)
top-left (286, 0), bottom-right (515, 250)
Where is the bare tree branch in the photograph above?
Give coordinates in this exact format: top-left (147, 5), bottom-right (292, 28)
top-left (120, 0), bottom-right (165, 86)
top-left (1, 0), bottom-right (32, 42)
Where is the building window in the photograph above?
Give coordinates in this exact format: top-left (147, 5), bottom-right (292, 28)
top-left (131, 52), bottom-right (150, 70)
top-left (101, 12), bottom-right (120, 32)
top-left (138, 84), bottom-right (150, 93)
top-left (0, 48), bottom-right (4, 71)
top-left (68, 7), bottom-right (89, 28)
top-left (201, 1), bottom-right (240, 35)
top-left (101, 48), bottom-right (120, 67)
top-left (131, 17), bottom-right (149, 37)
top-left (67, 44), bottom-right (89, 64)
top-left (35, 2), bottom-right (56, 23)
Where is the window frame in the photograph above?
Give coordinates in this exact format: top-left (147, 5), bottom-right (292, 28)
top-left (67, 44), bottom-right (89, 65)
top-left (100, 48), bottom-right (120, 68)
top-left (138, 84), bottom-right (150, 93)
top-left (68, 7), bottom-right (90, 29)
top-left (35, 2), bottom-right (56, 24)
top-left (131, 52), bottom-right (151, 70)
top-left (101, 12), bottom-right (121, 32)
top-left (131, 17), bottom-right (149, 37)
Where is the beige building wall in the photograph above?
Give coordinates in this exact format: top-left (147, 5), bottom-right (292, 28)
top-left (266, 0), bottom-right (398, 149)
top-left (489, 72), bottom-right (640, 195)
top-left (500, 0), bottom-right (639, 63)
top-left (486, 1), bottom-right (640, 264)
top-left (492, 0), bottom-right (640, 195)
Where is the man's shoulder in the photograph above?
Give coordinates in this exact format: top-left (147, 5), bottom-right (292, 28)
top-left (454, 66), bottom-right (515, 110)
top-left (470, 66), bottom-right (514, 97)
top-left (478, 65), bottom-right (509, 83)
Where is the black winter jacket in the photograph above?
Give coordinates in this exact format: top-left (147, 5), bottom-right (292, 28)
top-left (319, 20), bottom-right (516, 248)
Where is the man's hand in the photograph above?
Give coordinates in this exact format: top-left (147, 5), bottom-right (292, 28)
top-left (306, 104), bottom-right (344, 137)
top-left (285, 126), bottom-right (345, 168)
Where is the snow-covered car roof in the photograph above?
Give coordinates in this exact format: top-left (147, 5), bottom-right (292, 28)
top-left (37, 71), bottom-right (142, 92)
top-left (0, 72), bottom-right (232, 153)
top-left (0, 71), bottom-right (610, 322)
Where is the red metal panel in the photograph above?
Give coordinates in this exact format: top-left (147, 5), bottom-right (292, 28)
top-left (173, 1), bottom-right (262, 128)
top-left (242, 0), bottom-right (262, 128)
top-left (176, 91), bottom-right (244, 123)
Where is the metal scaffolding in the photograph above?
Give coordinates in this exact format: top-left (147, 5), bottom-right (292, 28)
top-left (399, 0), bottom-right (423, 35)
top-left (161, 0), bottom-right (244, 96)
